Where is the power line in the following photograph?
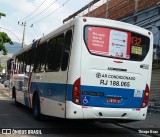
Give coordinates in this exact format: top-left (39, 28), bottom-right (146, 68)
top-left (26, 0), bottom-right (58, 22)
top-left (18, 0), bottom-right (48, 22)
top-left (31, 0), bottom-right (70, 26)
top-left (27, 29), bottom-right (35, 41)
top-left (31, 26), bottom-right (39, 37)
top-left (0, 27), bottom-right (21, 42)
top-left (29, 28), bottom-right (37, 38)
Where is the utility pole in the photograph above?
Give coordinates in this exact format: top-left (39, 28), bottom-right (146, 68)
top-left (88, 6), bottom-right (91, 17)
top-left (18, 21), bottom-right (26, 48)
top-left (106, 0), bottom-right (109, 18)
top-left (21, 21), bottom-right (26, 48)
top-left (63, 0), bottom-right (100, 23)
top-left (134, 0), bottom-right (138, 13)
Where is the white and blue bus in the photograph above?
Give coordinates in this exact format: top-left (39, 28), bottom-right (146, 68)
top-left (9, 17), bottom-right (153, 122)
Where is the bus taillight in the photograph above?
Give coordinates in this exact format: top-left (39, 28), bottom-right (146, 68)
top-left (72, 78), bottom-right (81, 105)
top-left (141, 84), bottom-right (149, 108)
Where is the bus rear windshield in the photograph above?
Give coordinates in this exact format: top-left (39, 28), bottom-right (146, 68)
top-left (84, 26), bottom-right (150, 61)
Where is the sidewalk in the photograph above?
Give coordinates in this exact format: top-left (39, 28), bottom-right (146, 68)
top-left (0, 83), bottom-right (8, 91)
top-left (0, 83), bottom-right (4, 88)
top-left (0, 83), bottom-right (9, 93)
top-left (118, 112), bottom-right (160, 136)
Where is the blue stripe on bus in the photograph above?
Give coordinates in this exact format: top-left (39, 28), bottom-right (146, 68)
top-left (67, 85), bottom-right (144, 108)
top-left (24, 91), bottom-right (30, 107)
top-left (81, 85), bottom-right (144, 108)
top-left (30, 82), bottom-right (67, 103)
top-left (28, 82), bottom-right (144, 108)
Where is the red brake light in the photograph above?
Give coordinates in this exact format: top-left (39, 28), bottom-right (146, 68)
top-left (141, 84), bottom-right (149, 108)
top-left (83, 18), bottom-right (87, 22)
top-left (148, 32), bottom-right (151, 35)
top-left (72, 78), bottom-right (81, 105)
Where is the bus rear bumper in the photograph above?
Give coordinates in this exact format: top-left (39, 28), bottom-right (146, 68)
top-left (66, 101), bottom-right (147, 121)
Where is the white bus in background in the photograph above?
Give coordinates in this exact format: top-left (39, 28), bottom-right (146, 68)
top-left (9, 17), bottom-right (153, 122)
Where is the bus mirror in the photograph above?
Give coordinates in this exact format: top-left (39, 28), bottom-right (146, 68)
top-left (61, 50), bottom-right (69, 71)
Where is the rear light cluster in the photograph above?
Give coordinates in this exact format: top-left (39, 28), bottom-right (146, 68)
top-left (72, 78), bottom-right (81, 105)
top-left (141, 84), bottom-right (149, 108)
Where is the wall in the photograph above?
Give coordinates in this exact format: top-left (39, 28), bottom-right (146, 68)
top-left (85, 0), bottom-right (160, 20)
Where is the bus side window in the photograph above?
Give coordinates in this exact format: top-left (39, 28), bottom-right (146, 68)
top-left (46, 38), bottom-right (57, 72)
top-left (46, 34), bottom-right (64, 72)
top-left (17, 56), bottom-right (20, 74)
top-left (26, 49), bottom-right (35, 73)
top-left (11, 62), bottom-right (15, 74)
top-left (7, 59), bottom-right (13, 75)
top-left (56, 34), bottom-right (65, 71)
top-left (23, 52), bottom-right (27, 74)
top-left (15, 58), bottom-right (18, 73)
top-left (19, 54), bottom-right (24, 74)
top-left (27, 48), bottom-right (36, 73)
top-left (34, 42), bottom-right (47, 73)
top-left (61, 30), bottom-right (72, 71)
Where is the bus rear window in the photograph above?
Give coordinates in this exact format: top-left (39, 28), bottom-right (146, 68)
top-left (84, 26), bottom-right (150, 61)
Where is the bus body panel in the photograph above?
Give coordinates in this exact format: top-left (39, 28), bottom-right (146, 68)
top-left (66, 101), bottom-right (147, 120)
top-left (65, 18), bottom-right (84, 117)
top-left (80, 52), bottom-right (150, 108)
top-left (40, 96), bottom-right (65, 117)
top-left (10, 74), bottom-right (25, 105)
top-left (79, 18), bottom-right (152, 120)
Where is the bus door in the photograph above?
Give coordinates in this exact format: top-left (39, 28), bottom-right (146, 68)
top-left (81, 26), bottom-right (151, 113)
top-left (14, 61), bottom-right (25, 104)
top-left (23, 65), bottom-right (32, 108)
top-left (61, 29), bottom-right (73, 115)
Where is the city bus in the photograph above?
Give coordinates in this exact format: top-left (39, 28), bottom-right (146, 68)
top-left (9, 17), bottom-right (153, 122)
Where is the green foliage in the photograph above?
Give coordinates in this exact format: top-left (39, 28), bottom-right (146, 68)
top-left (0, 64), bottom-right (3, 72)
top-left (0, 32), bottom-right (13, 55)
top-left (0, 12), bottom-right (6, 18)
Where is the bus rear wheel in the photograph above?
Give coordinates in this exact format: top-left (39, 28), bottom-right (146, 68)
top-left (12, 87), bottom-right (18, 105)
top-left (33, 94), bottom-right (41, 121)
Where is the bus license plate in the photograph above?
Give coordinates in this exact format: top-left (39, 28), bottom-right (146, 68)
top-left (107, 98), bottom-right (120, 104)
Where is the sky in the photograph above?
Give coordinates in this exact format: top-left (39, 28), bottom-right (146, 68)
top-left (0, 0), bottom-right (106, 45)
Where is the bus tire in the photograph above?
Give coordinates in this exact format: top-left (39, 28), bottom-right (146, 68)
top-left (33, 94), bottom-right (41, 121)
top-left (12, 87), bottom-right (15, 99)
top-left (12, 87), bottom-right (18, 105)
top-left (15, 92), bottom-right (17, 104)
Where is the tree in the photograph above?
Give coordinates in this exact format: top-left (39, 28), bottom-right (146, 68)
top-left (0, 32), bottom-right (13, 55)
top-left (0, 64), bottom-right (3, 72)
top-left (0, 12), bottom-right (6, 19)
